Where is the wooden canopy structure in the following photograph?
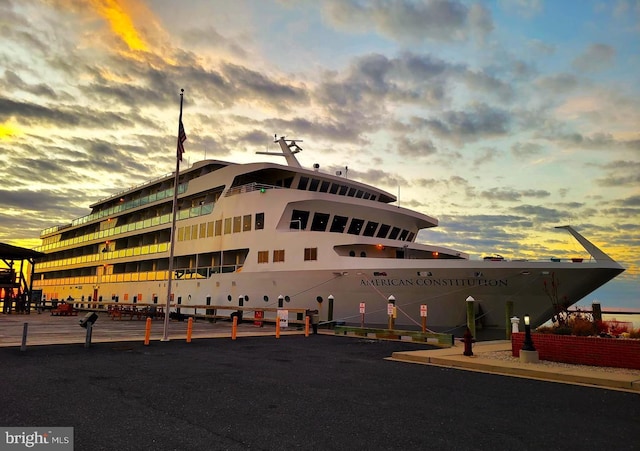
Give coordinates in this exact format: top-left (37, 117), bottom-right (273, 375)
top-left (1, 242), bottom-right (45, 314)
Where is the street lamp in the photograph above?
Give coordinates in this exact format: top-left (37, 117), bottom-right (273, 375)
top-left (521, 314), bottom-right (536, 351)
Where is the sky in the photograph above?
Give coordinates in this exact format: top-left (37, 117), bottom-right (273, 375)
top-left (0, 0), bottom-right (638, 308)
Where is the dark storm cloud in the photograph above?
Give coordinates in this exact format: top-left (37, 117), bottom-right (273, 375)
top-left (324, 0), bottom-right (493, 43)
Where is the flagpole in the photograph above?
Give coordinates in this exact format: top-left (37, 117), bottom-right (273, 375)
top-left (162, 88), bottom-right (185, 341)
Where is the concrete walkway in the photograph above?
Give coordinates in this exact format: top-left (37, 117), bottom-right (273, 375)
top-left (390, 339), bottom-right (640, 393)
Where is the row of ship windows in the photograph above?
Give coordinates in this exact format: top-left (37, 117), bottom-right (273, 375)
top-left (177, 213), bottom-right (265, 241)
top-left (297, 176), bottom-right (378, 201)
top-left (38, 201), bottom-right (213, 252)
top-left (291, 210), bottom-right (415, 241)
top-left (257, 248), bottom-right (317, 263)
top-left (33, 248), bottom-right (321, 287)
top-left (41, 183), bottom-right (189, 236)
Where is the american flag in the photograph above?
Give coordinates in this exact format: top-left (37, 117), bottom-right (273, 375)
top-left (177, 120), bottom-right (187, 162)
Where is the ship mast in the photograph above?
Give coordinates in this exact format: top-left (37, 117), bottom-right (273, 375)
top-left (256, 135), bottom-right (303, 167)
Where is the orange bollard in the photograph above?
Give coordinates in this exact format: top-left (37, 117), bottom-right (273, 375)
top-left (232, 315), bottom-right (238, 340)
top-left (144, 317), bottom-right (152, 346)
top-left (305, 315), bottom-right (310, 337)
top-left (186, 317), bottom-right (193, 343)
top-left (275, 317), bottom-right (280, 339)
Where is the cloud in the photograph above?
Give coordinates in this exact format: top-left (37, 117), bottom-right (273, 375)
top-left (480, 187), bottom-right (550, 202)
top-left (421, 103), bottom-right (511, 143)
top-left (571, 44), bottom-right (616, 72)
top-left (510, 142), bottom-right (544, 159)
top-left (323, 0), bottom-right (493, 43)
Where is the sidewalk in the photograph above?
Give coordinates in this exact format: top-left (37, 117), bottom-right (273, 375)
top-left (389, 340), bottom-right (640, 393)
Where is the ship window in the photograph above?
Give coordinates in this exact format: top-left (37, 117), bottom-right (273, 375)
top-left (338, 185), bottom-right (348, 195)
top-left (304, 248), bottom-right (317, 261)
top-left (215, 219), bottom-right (222, 236)
top-left (347, 187), bottom-right (357, 197)
top-left (309, 179), bottom-right (320, 191)
top-left (399, 229), bottom-right (409, 241)
top-left (376, 224), bottom-right (390, 238)
top-left (255, 213), bottom-right (264, 230)
top-left (200, 223), bottom-right (207, 239)
top-left (363, 192), bottom-right (371, 200)
top-left (207, 221), bottom-right (214, 237)
top-left (184, 226), bottom-right (191, 240)
top-left (370, 195), bottom-right (377, 201)
top-left (297, 177), bottom-right (309, 190)
top-left (233, 216), bottom-right (242, 233)
top-left (291, 210), bottom-right (309, 230)
top-left (389, 227), bottom-right (400, 240)
top-left (319, 181), bottom-right (330, 192)
top-left (363, 221), bottom-right (378, 237)
top-left (192, 224), bottom-right (199, 239)
top-left (258, 250), bottom-right (269, 263)
top-left (243, 215), bottom-right (252, 232)
top-left (407, 231), bottom-right (415, 241)
top-left (224, 218), bottom-right (232, 234)
top-left (283, 177), bottom-right (294, 188)
top-left (311, 212), bottom-right (330, 231)
top-left (273, 249), bottom-right (285, 262)
top-left (329, 183), bottom-right (339, 194)
top-left (355, 190), bottom-right (364, 198)
top-left (330, 215), bottom-right (348, 233)
top-left (348, 218), bottom-right (364, 235)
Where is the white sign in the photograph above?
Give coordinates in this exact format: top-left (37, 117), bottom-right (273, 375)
top-left (359, 302), bottom-right (366, 314)
top-left (277, 309), bottom-right (289, 328)
top-left (387, 303), bottom-right (394, 316)
top-left (420, 304), bottom-right (428, 317)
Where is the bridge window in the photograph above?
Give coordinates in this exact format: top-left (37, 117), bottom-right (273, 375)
top-left (319, 181), bottom-right (330, 192)
top-left (291, 210), bottom-right (309, 230)
top-left (363, 221), bottom-right (378, 237)
top-left (399, 229), bottom-right (408, 241)
top-left (297, 177), bottom-right (309, 190)
top-left (330, 215), bottom-right (348, 233)
top-left (311, 213), bottom-right (330, 232)
top-left (389, 227), bottom-right (400, 240)
top-left (348, 218), bottom-right (364, 235)
top-left (309, 179), bottom-right (320, 191)
top-left (376, 224), bottom-right (390, 238)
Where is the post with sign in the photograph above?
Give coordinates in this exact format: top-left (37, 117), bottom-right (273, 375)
top-left (420, 304), bottom-right (428, 333)
top-left (359, 302), bottom-right (366, 328)
top-left (387, 295), bottom-right (396, 330)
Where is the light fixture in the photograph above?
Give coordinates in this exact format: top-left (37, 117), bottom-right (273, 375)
top-left (521, 313), bottom-right (536, 351)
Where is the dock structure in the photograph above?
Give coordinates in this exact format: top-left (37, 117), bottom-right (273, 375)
top-left (0, 242), bottom-right (45, 314)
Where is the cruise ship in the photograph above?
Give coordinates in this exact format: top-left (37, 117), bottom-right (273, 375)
top-left (33, 137), bottom-right (625, 331)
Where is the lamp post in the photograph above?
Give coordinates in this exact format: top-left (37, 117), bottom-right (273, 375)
top-left (519, 313), bottom-right (539, 363)
top-left (327, 295), bottom-right (334, 326)
top-left (522, 314), bottom-right (536, 351)
top-left (387, 295), bottom-right (396, 330)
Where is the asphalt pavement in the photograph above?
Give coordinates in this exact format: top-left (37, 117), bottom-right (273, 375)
top-left (1, 321), bottom-right (639, 451)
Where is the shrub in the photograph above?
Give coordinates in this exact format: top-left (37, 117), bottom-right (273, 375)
top-left (570, 317), bottom-right (596, 336)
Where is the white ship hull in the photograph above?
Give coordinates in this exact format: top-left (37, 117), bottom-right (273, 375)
top-left (33, 137), bottom-right (624, 332)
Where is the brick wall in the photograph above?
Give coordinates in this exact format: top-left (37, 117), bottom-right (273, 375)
top-left (511, 332), bottom-right (640, 370)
